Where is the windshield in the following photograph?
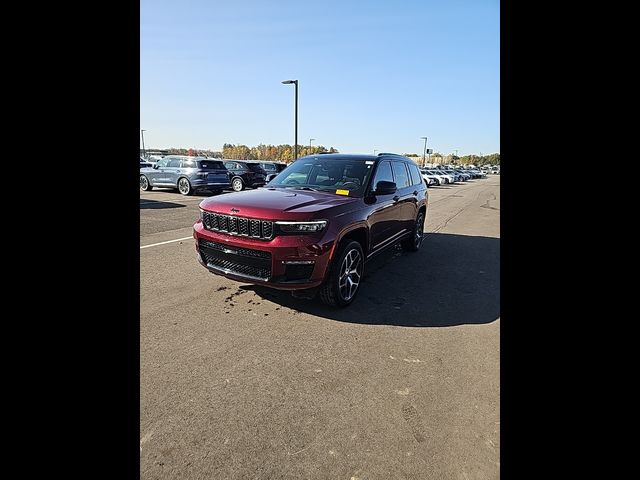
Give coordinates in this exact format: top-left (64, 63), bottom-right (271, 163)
top-left (268, 157), bottom-right (375, 197)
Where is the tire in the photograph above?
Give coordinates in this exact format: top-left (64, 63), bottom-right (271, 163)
top-left (140, 175), bottom-right (152, 191)
top-left (178, 177), bottom-right (192, 195)
top-left (232, 177), bottom-right (244, 192)
top-left (319, 240), bottom-right (364, 307)
top-left (402, 210), bottom-right (425, 252)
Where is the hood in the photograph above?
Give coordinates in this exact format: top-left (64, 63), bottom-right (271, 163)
top-left (199, 187), bottom-right (359, 221)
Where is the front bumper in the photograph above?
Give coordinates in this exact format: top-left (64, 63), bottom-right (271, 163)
top-left (193, 221), bottom-right (334, 290)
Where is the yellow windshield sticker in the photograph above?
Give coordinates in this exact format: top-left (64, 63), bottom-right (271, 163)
top-left (335, 189), bottom-right (350, 196)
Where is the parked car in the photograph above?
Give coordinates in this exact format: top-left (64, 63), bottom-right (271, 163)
top-left (441, 169), bottom-right (465, 182)
top-left (194, 153), bottom-right (428, 307)
top-left (432, 170), bottom-right (456, 184)
top-left (423, 169), bottom-right (451, 184)
top-left (223, 160), bottom-right (267, 192)
top-left (422, 175), bottom-right (436, 187)
top-left (259, 162), bottom-right (289, 182)
top-left (140, 157), bottom-right (153, 169)
top-left (420, 170), bottom-right (441, 186)
top-left (453, 169), bottom-right (472, 181)
top-left (140, 156), bottom-right (231, 195)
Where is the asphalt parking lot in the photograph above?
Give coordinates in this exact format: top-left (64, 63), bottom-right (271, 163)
top-left (140, 177), bottom-right (500, 479)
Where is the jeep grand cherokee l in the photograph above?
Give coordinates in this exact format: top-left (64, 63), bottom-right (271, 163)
top-left (193, 153), bottom-right (428, 306)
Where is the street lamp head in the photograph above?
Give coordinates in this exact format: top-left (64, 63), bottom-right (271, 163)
top-left (281, 80), bottom-right (297, 84)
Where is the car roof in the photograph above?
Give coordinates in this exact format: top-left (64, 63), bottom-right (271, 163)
top-left (165, 155), bottom-right (210, 160)
top-left (297, 153), bottom-right (414, 163)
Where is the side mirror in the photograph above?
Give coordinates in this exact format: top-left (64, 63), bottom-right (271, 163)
top-left (373, 180), bottom-right (397, 195)
top-left (153, 164), bottom-right (159, 169)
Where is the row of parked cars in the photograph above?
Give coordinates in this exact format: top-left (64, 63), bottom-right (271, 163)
top-left (139, 155), bottom-right (494, 195)
top-left (420, 166), bottom-right (486, 186)
top-left (139, 156), bottom-right (288, 195)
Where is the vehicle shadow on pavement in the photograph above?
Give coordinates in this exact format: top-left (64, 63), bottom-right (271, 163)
top-left (139, 199), bottom-right (186, 209)
top-left (244, 233), bottom-right (500, 327)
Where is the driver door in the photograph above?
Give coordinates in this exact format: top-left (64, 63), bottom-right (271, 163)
top-left (148, 158), bottom-right (169, 185)
top-left (367, 161), bottom-right (403, 254)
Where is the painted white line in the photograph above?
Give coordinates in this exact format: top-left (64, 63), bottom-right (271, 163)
top-left (140, 236), bottom-right (193, 250)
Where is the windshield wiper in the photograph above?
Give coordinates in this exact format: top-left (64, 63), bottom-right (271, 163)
top-left (293, 186), bottom-right (320, 192)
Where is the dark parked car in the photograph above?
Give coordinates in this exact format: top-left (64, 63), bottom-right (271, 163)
top-left (140, 156), bottom-right (231, 195)
top-left (194, 153), bottom-right (428, 306)
top-left (222, 161), bottom-right (267, 192)
top-left (259, 162), bottom-right (289, 182)
top-left (140, 157), bottom-right (153, 169)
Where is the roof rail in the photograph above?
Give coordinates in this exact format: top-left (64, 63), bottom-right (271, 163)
top-left (377, 152), bottom-right (403, 157)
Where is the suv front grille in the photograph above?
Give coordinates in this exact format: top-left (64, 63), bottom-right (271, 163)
top-left (202, 211), bottom-right (274, 240)
top-left (198, 239), bottom-right (272, 280)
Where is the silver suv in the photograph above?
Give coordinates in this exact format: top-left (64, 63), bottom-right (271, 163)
top-left (140, 156), bottom-right (231, 195)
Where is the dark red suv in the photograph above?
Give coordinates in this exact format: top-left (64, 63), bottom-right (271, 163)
top-left (193, 153), bottom-right (428, 306)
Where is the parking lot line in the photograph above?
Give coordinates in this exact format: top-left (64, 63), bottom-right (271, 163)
top-left (140, 236), bottom-right (193, 250)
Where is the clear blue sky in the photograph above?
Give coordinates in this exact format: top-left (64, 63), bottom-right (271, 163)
top-left (141, 0), bottom-right (499, 156)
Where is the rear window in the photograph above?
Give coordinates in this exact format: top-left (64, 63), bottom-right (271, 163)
top-left (261, 163), bottom-right (276, 171)
top-left (392, 162), bottom-right (411, 188)
top-left (198, 160), bottom-right (225, 170)
top-left (407, 163), bottom-right (423, 186)
top-left (246, 163), bottom-right (265, 173)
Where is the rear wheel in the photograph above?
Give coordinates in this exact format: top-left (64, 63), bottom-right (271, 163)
top-left (140, 175), bottom-right (152, 191)
top-left (178, 177), bottom-right (192, 195)
top-left (232, 177), bottom-right (244, 192)
top-left (402, 211), bottom-right (425, 252)
top-left (319, 240), bottom-right (364, 307)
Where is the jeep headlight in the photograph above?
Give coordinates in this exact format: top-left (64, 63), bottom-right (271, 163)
top-left (275, 220), bottom-right (327, 234)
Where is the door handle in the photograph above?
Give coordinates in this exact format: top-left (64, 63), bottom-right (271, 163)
top-left (412, 190), bottom-right (418, 196)
top-left (392, 195), bottom-right (400, 202)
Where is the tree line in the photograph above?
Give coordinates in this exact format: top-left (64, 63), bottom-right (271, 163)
top-left (165, 144), bottom-right (339, 163)
top-left (163, 145), bottom-right (499, 166)
top-left (405, 152), bottom-right (500, 166)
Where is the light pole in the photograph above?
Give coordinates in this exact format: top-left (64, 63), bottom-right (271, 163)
top-left (373, 149), bottom-right (378, 155)
top-left (420, 136), bottom-right (428, 167)
top-left (281, 80), bottom-right (298, 161)
top-left (141, 129), bottom-right (146, 158)
top-left (309, 138), bottom-right (315, 153)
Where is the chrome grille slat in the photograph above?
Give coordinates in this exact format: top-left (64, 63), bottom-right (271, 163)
top-left (202, 211), bottom-right (274, 240)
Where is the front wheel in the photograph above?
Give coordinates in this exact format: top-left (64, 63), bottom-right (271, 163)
top-left (232, 177), bottom-right (244, 192)
top-left (178, 177), bottom-right (192, 195)
top-left (319, 240), bottom-right (364, 307)
top-left (402, 211), bottom-right (425, 252)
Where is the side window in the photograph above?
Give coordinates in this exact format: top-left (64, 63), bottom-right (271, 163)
top-left (408, 163), bottom-right (423, 186)
top-left (391, 162), bottom-right (410, 188)
top-left (167, 159), bottom-right (181, 168)
top-left (182, 160), bottom-right (196, 168)
top-left (157, 158), bottom-right (170, 168)
top-left (372, 161), bottom-right (393, 188)
top-left (224, 162), bottom-right (236, 170)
